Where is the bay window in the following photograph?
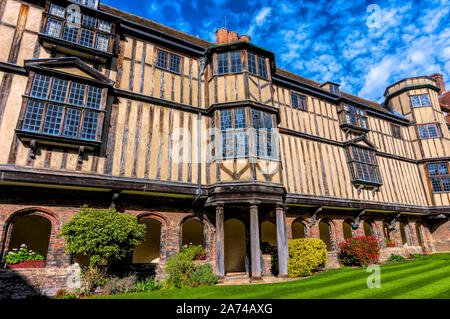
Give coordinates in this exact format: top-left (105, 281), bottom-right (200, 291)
top-left (214, 109), bottom-right (277, 160)
top-left (346, 146), bottom-right (382, 186)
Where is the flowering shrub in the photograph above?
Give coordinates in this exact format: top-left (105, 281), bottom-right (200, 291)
top-left (182, 243), bottom-right (206, 260)
top-left (338, 236), bottom-right (380, 267)
top-left (5, 244), bottom-right (45, 264)
top-left (288, 238), bottom-right (327, 278)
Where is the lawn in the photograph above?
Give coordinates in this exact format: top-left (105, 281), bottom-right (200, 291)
top-left (92, 253), bottom-right (450, 299)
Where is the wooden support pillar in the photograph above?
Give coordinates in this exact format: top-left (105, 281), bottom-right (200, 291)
top-left (250, 204), bottom-right (262, 280)
top-left (215, 205), bottom-right (225, 278)
top-left (276, 205), bottom-right (289, 278)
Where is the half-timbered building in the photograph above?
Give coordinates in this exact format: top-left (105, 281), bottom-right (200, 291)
top-left (0, 0), bottom-right (449, 293)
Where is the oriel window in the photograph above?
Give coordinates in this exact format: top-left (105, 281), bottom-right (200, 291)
top-left (21, 73), bottom-right (104, 141)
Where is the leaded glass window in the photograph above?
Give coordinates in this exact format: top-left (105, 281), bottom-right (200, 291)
top-left (21, 74), bottom-right (104, 141)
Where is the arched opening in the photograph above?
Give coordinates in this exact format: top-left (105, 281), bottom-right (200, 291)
top-left (292, 220), bottom-right (307, 239)
top-left (400, 223), bottom-right (408, 245)
top-left (132, 218), bottom-right (161, 264)
top-left (415, 224), bottom-right (424, 248)
top-left (383, 222), bottom-right (392, 240)
top-left (343, 220), bottom-right (353, 240)
top-left (363, 221), bottom-right (374, 237)
top-left (319, 220), bottom-right (333, 251)
top-left (7, 215), bottom-right (52, 260)
top-left (182, 219), bottom-right (204, 247)
top-left (261, 221), bottom-right (277, 247)
top-left (224, 218), bottom-right (246, 273)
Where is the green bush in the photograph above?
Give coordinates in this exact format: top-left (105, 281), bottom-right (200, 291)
top-left (164, 245), bottom-right (217, 288)
top-left (5, 244), bottom-right (45, 264)
top-left (60, 205), bottom-right (146, 267)
top-left (187, 264), bottom-right (218, 287)
top-left (134, 277), bottom-right (159, 292)
top-left (287, 238), bottom-right (327, 278)
top-left (387, 254), bottom-right (407, 263)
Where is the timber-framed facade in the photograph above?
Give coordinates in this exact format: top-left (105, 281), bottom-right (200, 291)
top-left (0, 0), bottom-right (449, 291)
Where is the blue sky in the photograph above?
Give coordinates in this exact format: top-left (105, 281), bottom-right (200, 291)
top-left (103, 0), bottom-right (450, 102)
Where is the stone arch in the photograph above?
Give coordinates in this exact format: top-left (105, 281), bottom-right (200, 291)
top-left (319, 219), bottom-right (335, 251)
top-left (291, 217), bottom-right (308, 239)
top-left (415, 223), bottom-right (424, 248)
top-left (1, 208), bottom-right (60, 267)
top-left (224, 218), bottom-right (246, 273)
top-left (260, 220), bottom-right (277, 248)
top-left (181, 218), bottom-right (204, 247)
top-left (399, 221), bottom-right (410, 245)
top-left (132, 213), bottom-right (168, 264)
top-left (363, 220), bottom-right (376, 237)
top-left (342, 219), bottom-right (354, 240)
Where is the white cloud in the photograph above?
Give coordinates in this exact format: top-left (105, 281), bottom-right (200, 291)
top-left (254, 7), bottom-right (271, 26)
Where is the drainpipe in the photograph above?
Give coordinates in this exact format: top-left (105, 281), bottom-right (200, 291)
top-left (192, 52), bottom-right (208, 205)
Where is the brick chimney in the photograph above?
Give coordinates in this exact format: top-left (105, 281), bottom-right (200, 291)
top-left (215, 29), bottom-right (250, 45)
top-left (228, 31), bottom-right (238, 44)
top-left (216, 28), bottom-right (229, 45)
top-left (239, 35), bottom-right (251, 43)
top-left (430, 73), bottom-right (446, 94)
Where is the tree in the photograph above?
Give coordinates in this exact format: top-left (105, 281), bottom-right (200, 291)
top-left (61, 205), bottom-right (146, 267)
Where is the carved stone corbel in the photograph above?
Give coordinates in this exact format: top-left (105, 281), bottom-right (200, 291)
top-left (77, 146), bottom-right (85, 164)
top-left (352, 209), bottom-right (366, 230)
top-left (309, 207), bottom-right (322, 227)
top-left (388, 213), bottom-right (401, 231)
top-left (109, 191), bottom-right (120, 210)
top-left (29, 139), bottom-right (37, 159)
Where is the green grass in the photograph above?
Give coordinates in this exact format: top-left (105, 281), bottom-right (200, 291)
top-left (91, 253), bottom-right (450, 299)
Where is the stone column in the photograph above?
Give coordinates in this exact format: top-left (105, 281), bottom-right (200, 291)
top-left (250, 204), bottom-right (262, 280)
top-left (215, 205), bottom-right (225, 278)
top-left (276, 205), bottom-right (289, 278)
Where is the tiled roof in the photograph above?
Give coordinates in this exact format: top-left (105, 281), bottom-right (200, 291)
top-left (440, 91), bottom-right (450, 109)
top-left (99, 4), bottom-right (214, 49)
top-left (99, 3), bottom-right (392, 114)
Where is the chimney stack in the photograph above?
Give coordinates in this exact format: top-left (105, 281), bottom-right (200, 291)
top-left (228, 31), bottom-right (239, 44)
top-left (216, 28), bottom-right (229, 45)
top-left (239, 35), bottom-right (251, 43)
top-left (215, 28), bottom-right (250, 45)
top-left (430, 73), bottom-right (446, 94)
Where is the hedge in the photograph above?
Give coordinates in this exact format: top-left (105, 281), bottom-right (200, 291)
top-left (287, 238), bottom-right (328, 278)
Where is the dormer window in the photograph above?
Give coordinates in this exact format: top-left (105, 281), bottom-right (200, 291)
top-left (329, 84), bottom-right (340, 95)
top-left (40, 3), bottom-right (115, 61)
top-left (71, 0), bottom-right (99, 9)
top-left (339, 103), bottom-right (369, 132)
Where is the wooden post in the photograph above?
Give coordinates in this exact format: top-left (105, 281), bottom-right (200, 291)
top-left (215, 205), bottom-right (225, 278)
top-left (250, 204), bottom-right (262, 280)
top-left (276, 205), bottom-right (289, 277)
